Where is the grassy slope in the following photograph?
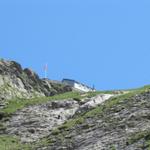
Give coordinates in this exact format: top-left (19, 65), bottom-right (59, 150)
top-left (1, 92), bottom-right (80, 114)
top-left (1, 90), bottom-right (115, 115)
top-left (37, 85), bottom-right (150, 149)
top-left (0, 90), bottom-right (114, 150)
top-left (53, 87), bottom-right (147, 131)
top-left (1, 85), bottom-right (150, 150)
top-left (0, 135), bottom-right (33, 150)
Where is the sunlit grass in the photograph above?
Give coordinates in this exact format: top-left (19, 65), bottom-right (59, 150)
top-left (0, 135), bottom-right (32, 150)
top-left (1, 90), bottom-right (110, 115)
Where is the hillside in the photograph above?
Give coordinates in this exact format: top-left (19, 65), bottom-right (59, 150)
top-left (39, 88), bottom-right (150, 150)
top-left (0, 59), bottom-right (150, 150)
top-left (0, 59), bottom-right (72, 104)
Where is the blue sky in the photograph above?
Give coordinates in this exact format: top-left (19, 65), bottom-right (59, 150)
top-left (0, 0), bottom-right (150, 90)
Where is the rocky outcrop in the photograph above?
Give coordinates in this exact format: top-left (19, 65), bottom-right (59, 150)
top-left (37, 91), bottom-right (150, 150)
top-left (0, 60), bottom-right (72, 102)
top-left (75, 94), bottom-right (113, 115)
top-left (6, 99), bottom-right (79, 142)
top-left (5, 94), bottom-right (113, 143)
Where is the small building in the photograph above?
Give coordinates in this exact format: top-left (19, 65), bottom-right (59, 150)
top-left (62, 79), bottom-right (95, 92)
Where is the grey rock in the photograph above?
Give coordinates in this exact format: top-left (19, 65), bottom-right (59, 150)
top-left (6, 100), bottom-right (79, 142)
top-left (42, 92), bottom-right (150, 150)
top-left (5, 94), bottom-right (112, 143)
top-left (0, 59), bottom-right (72, 103)
top-left (75, 94), bottom-right (113, 115)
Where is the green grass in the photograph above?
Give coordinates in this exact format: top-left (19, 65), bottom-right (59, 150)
top-left (0, 134), bottom-right (54, 150)
top-left (1, 84), bottom-right (150, 116)
top-left (1, 92), bottom-right (79, 115)
top-left (1, 91), bottom-right (109, 116)
top-left (110, 145), bottom-right (117, 150)
top-left (0, 135), bottom-right (33, 150)
top-left (127, 129), bottom-right (150, 149)
top-left (127, 130), bottom-right (150, 144)
top-left (0, 123), bottom-right (6, 131)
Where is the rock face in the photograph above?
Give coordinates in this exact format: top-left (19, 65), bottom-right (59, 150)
top-left (38, 92), bottom-right (150, 150)
top-left (0, 60), bottom-right (72, 102)
top-left (76, 94), bottom-right (113, 115)
top-left (5, 94), bottom-right (113, 143)
top-left (6, 100), bottom-right (79, 142)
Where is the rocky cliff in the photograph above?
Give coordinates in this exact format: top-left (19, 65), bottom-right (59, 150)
top-left (0, 59), bottom-right (72, 102)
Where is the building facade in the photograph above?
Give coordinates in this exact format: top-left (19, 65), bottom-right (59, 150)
top-left (62, 79), bottom-right (95, 92)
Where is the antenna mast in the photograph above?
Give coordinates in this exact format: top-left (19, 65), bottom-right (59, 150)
top-left (44, 63), bottom-right (48, 78)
